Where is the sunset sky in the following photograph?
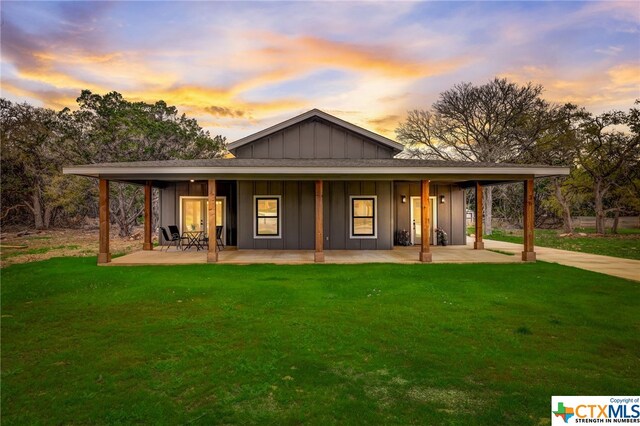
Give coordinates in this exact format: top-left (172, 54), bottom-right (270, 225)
top-left (1, 1), bottom-right (639, 140)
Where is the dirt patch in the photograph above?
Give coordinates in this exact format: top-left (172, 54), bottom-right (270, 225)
top-left (0, 227), bottom-right (153, 268)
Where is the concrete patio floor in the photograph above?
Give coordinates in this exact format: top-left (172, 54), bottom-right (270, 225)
top-left (108, 244), bottom-right (522, 265)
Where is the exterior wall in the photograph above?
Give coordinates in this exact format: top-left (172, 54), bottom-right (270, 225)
top-left (233, 118), bottom-right (395, 159)
top-left (238, 180), bottom-right (393, 250)
top-left (393, 182), bottom-right (466, 246)
top-left (159, 180), bottom-right (237, 245)
top-left (160, 179), bottom-right (465, 249)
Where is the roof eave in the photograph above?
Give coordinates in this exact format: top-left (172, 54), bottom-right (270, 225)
top-left (63, 165), bottom-right (570, 179)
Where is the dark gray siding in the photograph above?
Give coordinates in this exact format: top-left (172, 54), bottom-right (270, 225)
top-left (238, 180), bottom-right (393, 250)
top-left (160, 181), bottom-right (237, 246)
top-left (393, 182), bottom-right (466, 245)
top-left (233, 118), bottom-right (395, 159)
top-left (323, 181), bottom-right (393, 250)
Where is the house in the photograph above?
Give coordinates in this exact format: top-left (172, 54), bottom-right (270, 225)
top-left (63, 109), bottom-right (570, 264)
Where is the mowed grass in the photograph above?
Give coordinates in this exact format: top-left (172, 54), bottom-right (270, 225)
top-left (470, 227), bottom-right (640, 260)
top-left (2, 258), bottom-right (639, 425)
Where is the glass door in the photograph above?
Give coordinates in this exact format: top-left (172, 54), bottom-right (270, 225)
top-left (180, 197), bottom-right (226, 244)
top-left (410, 196), bottom-right (437, 245)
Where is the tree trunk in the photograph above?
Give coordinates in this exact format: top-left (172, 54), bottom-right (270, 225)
top-left (553, 178), bottom-right (573, 234)
top-left (594, 180), bottom-right (606, 234)
top-left (32, 187), bottom-right (45, 229)
top-left (611, 209), bottom-right (620, 234)
top-left (484, 186), bottom-right (493, 235)
top-left (43, 205), bottom-right (53, 229)
top-left (117, 191), bottom-right (130, 237)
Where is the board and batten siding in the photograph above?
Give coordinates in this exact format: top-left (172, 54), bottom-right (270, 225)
top-left (233, 119), bottom-right (395, 159)
top-left (393, 182), bottom-right (466, 246)
top-left (238, 180), bottom-right (393, 250)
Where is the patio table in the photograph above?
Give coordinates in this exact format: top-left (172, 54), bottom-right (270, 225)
top-left (183, 231), bottom-right (204, 251)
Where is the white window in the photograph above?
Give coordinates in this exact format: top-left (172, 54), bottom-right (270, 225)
top-left (254, 196), bottom-right (281, 238)
top-left (350, 196), bottom-right (377, 239)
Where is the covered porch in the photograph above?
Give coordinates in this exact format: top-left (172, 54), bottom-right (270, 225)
top-left (91, 177), bottom-right (537, 265)
top-left (107, 243), bottom-right (522, 265)
top-left (62, 158), bottom-right (567, 265)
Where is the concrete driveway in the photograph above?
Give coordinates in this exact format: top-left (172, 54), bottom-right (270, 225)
top-left (474, 237), bottom-right (640, 282)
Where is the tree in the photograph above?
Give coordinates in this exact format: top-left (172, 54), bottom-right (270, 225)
top-left (396, 78), bottom-right (551, 234)
top-left (60, 90), bottom-right (227, 236)
top-left (1, 91), bottom-right (227, 235)
top-left (0, 99), bottom-right (66, 229)
top-left (572, 104), bottom-right (640, 234)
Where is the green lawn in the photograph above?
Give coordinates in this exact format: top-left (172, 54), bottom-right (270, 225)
top-left (469, 227), bottom-right (640, 260)
top-left (2, 258), bottom-right (639, 425)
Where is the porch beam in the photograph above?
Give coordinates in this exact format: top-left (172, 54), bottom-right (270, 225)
top-left (522, 178), bottom-right (536, 261)
top-left (474, 182), bottom-right (484, 249)
top-left (207, 179), bottom-right (218, 263)
top-left (314, 180), bottom-right (324, 262)
top-left (98, 178), bottom-right (111, 264)
top-left (420, 179), bottom-right (432, 262)
top-left (143, 180), bottom-right (153, 250)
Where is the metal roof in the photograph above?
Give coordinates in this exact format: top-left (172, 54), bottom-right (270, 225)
top-left (63, 158), bottom-right (570, 182)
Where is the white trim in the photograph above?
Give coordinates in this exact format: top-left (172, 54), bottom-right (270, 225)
top-left (349, 195), bottom-right (378, 239)
top-left (410, 196), bottom-right (437, 245)
top-left (63, 166), bottom-right (570, 177)
top-left (227, 109), bottom-right (404, 153)
top-left (253, 195), bottom-right (282, 239)
top-left (178, 196), bottom-right (226, 245)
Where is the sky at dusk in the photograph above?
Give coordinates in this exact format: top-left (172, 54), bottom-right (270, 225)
top-left (1, 1), bottom-right (639, 141)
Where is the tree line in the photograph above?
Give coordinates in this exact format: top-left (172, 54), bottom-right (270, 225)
top-left (1, 91), bottom-right (226, 236)
top-left (1, 81), bottom-right (638, 236)
top-left (396, 78), bottom-right (640, 234)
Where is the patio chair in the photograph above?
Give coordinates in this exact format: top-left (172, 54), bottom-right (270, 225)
top-left (160, 227), bottom-right (182, 251)
top-left (168, 225), bottom-right (189, 247)
top-left (216, 225), bottom-right (224, 251)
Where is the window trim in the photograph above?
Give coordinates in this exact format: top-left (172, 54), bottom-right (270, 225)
top-left (253, 195), bottom-right (282, 239)
top-left (349, 195), bottom-right (377, 239)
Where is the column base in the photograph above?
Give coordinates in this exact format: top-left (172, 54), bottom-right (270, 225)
top-left (419, 251), bottom-right (432, 262)
top-left (474, 241), bottom-right (484, 250)
top-left (314, 252), bottom-right (325, 263)
top-left (207, 251), bottom-right (218, 263)
top-left (143, 243), bottom-right (153, 251)
top-left (521, 251), bottom-right (536, 262)
top-left (97, 252), bottom-right (111, 264)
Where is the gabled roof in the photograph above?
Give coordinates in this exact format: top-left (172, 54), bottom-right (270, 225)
top-left (227, 108), bottom-right (405, 154)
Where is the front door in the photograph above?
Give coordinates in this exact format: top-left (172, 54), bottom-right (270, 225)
top-left (410, 196), bottom-right (437, 245)
top-left (180, 196), bottom-right (226, 244)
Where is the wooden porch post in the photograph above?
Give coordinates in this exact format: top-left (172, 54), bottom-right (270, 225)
top-left (522, 178), bottom-right (536, 261)
top-left (143, 180), bottom-right (153, 250)
top-left (207, 179), bottom-right (218, 263)
top-left (98, 179), bottom-right (111, 264)
top-left (314, 180), bottom-right (324, 263)
top-left (419, 179), bottom-right (432, 262)
top-left (474, 182), bottom-right (484, 249)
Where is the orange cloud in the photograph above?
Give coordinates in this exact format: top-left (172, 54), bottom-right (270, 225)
top-left (245, 32), bottom-right (471, 80)
top-left (499, 62), bottom-right (640, 110)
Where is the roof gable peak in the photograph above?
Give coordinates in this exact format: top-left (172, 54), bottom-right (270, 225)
top-left (227, 108), bottom-right (404, 155)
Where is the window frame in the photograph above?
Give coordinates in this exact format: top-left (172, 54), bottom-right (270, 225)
top-left (178, 196), bottom-right (227, 244)
top-left (349, 195), bottom-right (377, 239)
top-left (253, 195), bottom-right (282, 239)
